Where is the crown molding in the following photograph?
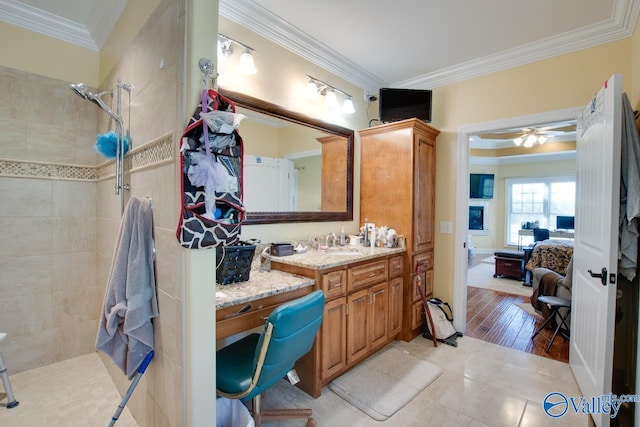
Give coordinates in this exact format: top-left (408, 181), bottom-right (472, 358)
top-left (219, 0), bottom-right (387, 93)
top-left (0, 0), bottom-right (98, 50)
top-left (471, 150), bottom-right (576, 165)
top-left (222, 0), bottom-right (639, 91)
top-left (386, 0), bottom-right (640, 88)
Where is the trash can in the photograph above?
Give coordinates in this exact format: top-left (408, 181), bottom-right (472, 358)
top-left (216, 397), bottom-right (255, 427)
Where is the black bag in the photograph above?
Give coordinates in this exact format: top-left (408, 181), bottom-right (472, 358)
top-left (176, 89), bottom-right (246, 249)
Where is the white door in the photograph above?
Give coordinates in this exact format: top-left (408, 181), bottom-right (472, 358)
top-left (570, 74), bottom-right (621, 426)
top-left (243, 155), bottom-right (294, 211)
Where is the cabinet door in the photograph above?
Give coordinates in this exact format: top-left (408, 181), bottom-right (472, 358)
top-left (321, 298), bottom-right (347, 380)
top-left (388, 277), bottom-right (403, 337)
top-left (346, 288), bottom-right (370, 365)
top-left (413, 135), bottom-right (435, 253)
top-left (369, 282), bottom-right (388, 350)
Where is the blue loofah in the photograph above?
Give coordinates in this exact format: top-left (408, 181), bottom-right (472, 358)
top-left (94, 131), bottom-right (130, 159)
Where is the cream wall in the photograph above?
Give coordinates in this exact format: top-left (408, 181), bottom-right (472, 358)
top-left (432, 38), bottom-right (634, 306)
top-left (469, 159), bottom-right (576, 251)
top-left (0, 21), bottom-right (100, 87)
top-left (218, 17), bottom-right (369, 243)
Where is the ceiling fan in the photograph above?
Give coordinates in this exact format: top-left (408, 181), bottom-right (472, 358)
top-left (477, 122), bottom-right (576, 147)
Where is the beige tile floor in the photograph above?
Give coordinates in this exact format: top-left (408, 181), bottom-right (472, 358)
top-left (0, 353), bottom-right (137, 427)
top-left (260, 336), bottom-right (588, 427)
top-left (0, 336), bottom-right (587, 427)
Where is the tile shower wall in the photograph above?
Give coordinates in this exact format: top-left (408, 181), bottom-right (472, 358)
top-left (94, 0), bottom-right (185, 426)
top-left (0, 64), bottom-right (100, 373)
top-left (0, 0), bottom-right (185, 425)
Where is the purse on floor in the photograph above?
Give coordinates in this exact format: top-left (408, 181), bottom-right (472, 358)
top-left (176, 89), bottom-right (246, 249)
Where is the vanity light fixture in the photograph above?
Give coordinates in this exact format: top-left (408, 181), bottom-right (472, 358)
top-left (305, 75), bottom-right (356, 114)
top-left (218, 34), bottom-right (257, 74)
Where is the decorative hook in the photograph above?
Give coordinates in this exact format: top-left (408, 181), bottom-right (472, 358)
top-left (198, 58), bottom-right (215, 89)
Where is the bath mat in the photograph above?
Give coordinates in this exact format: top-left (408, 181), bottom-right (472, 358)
top-left (328, 346), bottom-right (442, 421)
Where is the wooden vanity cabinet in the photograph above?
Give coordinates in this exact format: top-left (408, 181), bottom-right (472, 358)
top-left (271, 253), bottom-right (403, 398)
top-left (359, 119), bottom-right (439, 341)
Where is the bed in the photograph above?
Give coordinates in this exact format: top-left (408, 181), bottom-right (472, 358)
top-left (525, 239), bottom-right (574, 276)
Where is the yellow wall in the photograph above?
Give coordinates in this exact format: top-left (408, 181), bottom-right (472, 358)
top-left (432, 38), bottom-right (633, 305)
top-left (0, 21), bottom-right (99, 87)
top-left (218, 16), bottom-right (368, 242)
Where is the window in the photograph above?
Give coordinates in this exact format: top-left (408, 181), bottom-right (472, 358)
top-left (505, 177), bottom-right (575, 246)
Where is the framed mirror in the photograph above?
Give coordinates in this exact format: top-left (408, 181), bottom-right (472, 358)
top-left (218, 88), bottom-right (354, 225)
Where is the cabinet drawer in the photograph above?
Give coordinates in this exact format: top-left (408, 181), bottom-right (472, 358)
top-left (389, 255), bottom-right (404, 278)
top-left (413, 251), bottom-right (433, 270)
top-left (321, 270), bottom-right (347, 300)
top-left (348, 260), bottom-right (388, 292)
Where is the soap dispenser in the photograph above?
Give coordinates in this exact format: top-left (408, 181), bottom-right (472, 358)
top-left (340, 227), bottom-right (346, 246)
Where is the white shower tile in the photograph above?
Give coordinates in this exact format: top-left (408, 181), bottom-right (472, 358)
top-left (0, 217), bottom-right (51, 257)
top-left (51, 216), bottom-right (96, 253)
top-left (0, 116), bottom-right (27, 160)
top-left (52, 251), bottom-right (97, 290)
top-left (26, 121), bottom-right (76, 164)
top-left (0, 293), bottom-right (54, 337)
top-left (53, 286), bottom-right (100, 326)
top-left (52, 180), bottom-right (96, 217)
top-left (0, 254), bottom-right (52, 296)
top-left (0, 177), bottom-right (52, 217)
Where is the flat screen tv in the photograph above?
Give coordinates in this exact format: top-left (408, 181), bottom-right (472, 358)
top-left (469, 173), bottom-right (494, 199)
top-left (379, 88), bottom-right (432, 123)
top-left (556, 215), bottom-right (575, 230)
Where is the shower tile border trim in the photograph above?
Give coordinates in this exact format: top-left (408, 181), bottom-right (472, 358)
top-left (0, 133), bottom-right (175, 182)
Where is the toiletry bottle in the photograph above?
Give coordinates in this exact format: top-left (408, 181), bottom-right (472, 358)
top-left (340, 227), bottom-right (346, 246)
top-left (370, 227), bottom-right (376, 248)
top-left (363, 218), bottom-right (369, 246)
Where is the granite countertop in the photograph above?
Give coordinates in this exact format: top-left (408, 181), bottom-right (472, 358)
top-left (270, 245), bottom-right (406, 270)
top-left (215, 245), bottom-right (405, 310)
top-left (215, 259), bottom-right (314, 309)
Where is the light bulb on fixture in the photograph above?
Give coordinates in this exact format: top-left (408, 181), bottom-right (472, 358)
top-left (538, 135), bottom-right (547, 144)
top-left (306, 79), bottom-right (319, 98)
top-left (304, 75), bottom-right (355, 115)
top-left (325, 89), bottom-right (338, 108)
top-left (514, 137), bottom-right (523, 146)
top-left (342, 97), bottom-right (356, 114)
top-left (239, 48), bottom-right (256, 74)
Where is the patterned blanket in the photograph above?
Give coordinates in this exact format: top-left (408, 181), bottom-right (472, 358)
top-left (525, 239), bottom-right (573, 275)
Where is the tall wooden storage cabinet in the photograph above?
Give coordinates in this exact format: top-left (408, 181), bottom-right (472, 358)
top-left (359, 118), bottom-right (439, 341)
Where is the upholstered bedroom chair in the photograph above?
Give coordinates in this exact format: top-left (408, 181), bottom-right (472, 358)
top-left (216, 290), bottom-right (325, 426)
top-left (531, 255), bottom-right (573, 338)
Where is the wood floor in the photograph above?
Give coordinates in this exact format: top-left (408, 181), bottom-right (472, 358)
top-left (466, 286), bottom-right (570, 363)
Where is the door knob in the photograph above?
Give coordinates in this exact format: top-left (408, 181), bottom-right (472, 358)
top-left (588, 267), bottom-right (608, 286)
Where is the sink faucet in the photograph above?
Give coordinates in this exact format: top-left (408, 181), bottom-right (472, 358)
top-left (259, 246), bottom-right (271, 272)
top-left (325, 232), bottom-right (337, 248)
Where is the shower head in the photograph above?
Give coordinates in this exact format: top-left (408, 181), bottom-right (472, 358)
top-left (70, 83), bottom-right (89, 99)
top-left (69, 83), bottom-right (122, 126)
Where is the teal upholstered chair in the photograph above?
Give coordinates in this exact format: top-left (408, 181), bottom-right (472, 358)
top-left (217, 290), bottom-right (325, 426)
